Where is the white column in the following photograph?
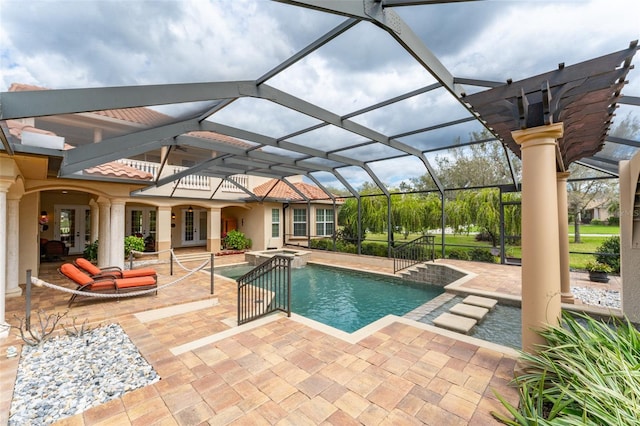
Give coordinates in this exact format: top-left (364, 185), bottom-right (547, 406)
top-left (6, 197), bottom-right (22, 297)
top-left (110, 199), bottom-right (126, 269)
top-left (97, 198), bottom-right (111, 267)
top-left (156, 206), bottom-right (172, 262)
top-left (0, 183), bottom-right (9, 337)
top-left (89, 199), bottom-right (99, 244)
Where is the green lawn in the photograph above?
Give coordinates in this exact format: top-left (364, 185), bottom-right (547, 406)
top-left (362, 226), bottom-right (620, 271)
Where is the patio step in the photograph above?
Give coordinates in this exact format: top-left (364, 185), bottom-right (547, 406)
top-left (449, 303), bottom-right (489, 321)
top-left (433, 312), bottom-right (477, 334)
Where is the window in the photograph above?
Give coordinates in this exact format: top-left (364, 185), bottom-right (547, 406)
top-left (293, 208), bottom-right (307, 237)
top-left (316, 208), bottom-right (334, 236)
top-left (271, 208), bottom-right (280, 238)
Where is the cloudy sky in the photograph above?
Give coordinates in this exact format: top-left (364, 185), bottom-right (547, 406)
top-left (1, 0), bottom-right (639, 190)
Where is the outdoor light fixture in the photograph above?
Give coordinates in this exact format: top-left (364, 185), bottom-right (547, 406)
top-left (171, 212), bottom-right (176, 220)
top-left (39, 211), bottom-right (49, 231)
top-left (187, 206), bottom-right (193, 213)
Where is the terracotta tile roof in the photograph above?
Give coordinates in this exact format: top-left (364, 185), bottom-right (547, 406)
top-left (83, 163), bottom-right (153, 180)
top-left (5, 119), bottom-right (57, 139)
top-left (253, 179), bottom-right (334, 201)
top-left (4, 120), bottom-right (153, 181)
top-left (8, 83), bottom-right (170, 126)
top-left (186, 131), bottom-right (254, 149)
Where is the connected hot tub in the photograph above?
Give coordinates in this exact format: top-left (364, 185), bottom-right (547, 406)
top-left (244, 248), bottom-right (311, 268)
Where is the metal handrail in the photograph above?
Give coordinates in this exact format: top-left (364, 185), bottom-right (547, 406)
top-left (392, 235), bottom-right (435, 274)
top-left (237, 255), bottom-right (292, 325)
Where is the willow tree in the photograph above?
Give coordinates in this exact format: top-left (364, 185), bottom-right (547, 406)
top-left (446, 188), bottom-right (521, 247)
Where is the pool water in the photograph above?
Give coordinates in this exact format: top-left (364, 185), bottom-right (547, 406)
top-left (215, 263), bottom-right (444, 333)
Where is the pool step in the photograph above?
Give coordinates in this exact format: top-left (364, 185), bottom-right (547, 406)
top-left (462, 295), bottom-right (498, 310)
top-left (431, 296), bottom-right (499, 335)
top-left (449, 303), bottom-right (489, 321)
top-left (433, 312), bottom-right (477, 334)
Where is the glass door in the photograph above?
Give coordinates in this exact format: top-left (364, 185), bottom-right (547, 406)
top-left (54, 205), bottom-right (90, 254)
top-left (182, 209), bottom-right (207, 245)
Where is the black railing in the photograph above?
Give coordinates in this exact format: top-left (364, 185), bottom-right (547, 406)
top-left (392, 235), bottom-right (435, 273)
top-left (237, 255), bottom-right (292, 325)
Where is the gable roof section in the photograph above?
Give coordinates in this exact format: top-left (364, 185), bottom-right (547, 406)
top-left (253, 179), bottom-right (334, 201)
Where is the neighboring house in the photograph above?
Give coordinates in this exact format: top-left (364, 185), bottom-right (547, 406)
top-left (0, 83), bottom-right (340, 302)
top-left (583, 199), bottom-right (613, 224)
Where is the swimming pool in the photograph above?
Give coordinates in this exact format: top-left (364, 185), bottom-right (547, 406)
top-left (215, 263), bottom-right (444, 333)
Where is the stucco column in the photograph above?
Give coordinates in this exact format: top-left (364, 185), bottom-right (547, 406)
top-left (512, 122), bottom-right (564, 353)
top-left (156, 206), bottom-right (172, 262)
top-left (208, 207), bottom-right (221, 253)
top-left (97, 198), bottom-right (111, 267)
top-left (557, 172), bottom-right (574, 303)
top-left (110, 199), bottom-right (126, 269)
top-left (89, 199), bottom-right (99, 244)
top-left (6, 197), bottom-right (22, 297)
top-left (0, 182), bottom-right (10, 336)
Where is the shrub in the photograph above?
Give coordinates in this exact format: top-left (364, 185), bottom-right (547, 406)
top-left (336, 222), bottom-right (365, 244)
top-left (83, 240), bottom-right (98, 261)
top-left (310, 238), bottom-right (333, 251)
top-left (447, 249), bottom-right (469, 260)
top-left (590, 219), bottom-right (604, 226)
top-left (224, 229), bottom-right (251, 250)
top-left (595, 236), bottom-right (620, 273)
top-left (468, 248), bottom-right (495, 263)
top-left (124, 235), bottom-right (145, 257)
top-left (493, 312), bottom-right (640, 425)
top-left (361, 241), bottom-right (388, 257)
top-left (607, 216), bottom-right (619, 226)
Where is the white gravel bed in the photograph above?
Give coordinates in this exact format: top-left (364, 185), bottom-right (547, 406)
top-left (9, 323), bottom-right (159, 426)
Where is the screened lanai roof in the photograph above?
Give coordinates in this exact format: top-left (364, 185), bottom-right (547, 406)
top-left (0, 0), bottom-right (638, 201)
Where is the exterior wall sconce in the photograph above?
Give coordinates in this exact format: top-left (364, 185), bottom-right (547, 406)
top-left (171, 211), bottom-right (176, 228)
top-left (188, 206), bottom-right (193, 213)
top-left (40, 211), bottom-right (49, 231)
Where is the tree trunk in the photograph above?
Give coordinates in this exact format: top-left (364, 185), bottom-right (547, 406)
top-left (574, 211), bottom-right (582, 244)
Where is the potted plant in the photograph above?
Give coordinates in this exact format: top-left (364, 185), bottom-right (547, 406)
top-left (585, 261), bottom-right (612, 283)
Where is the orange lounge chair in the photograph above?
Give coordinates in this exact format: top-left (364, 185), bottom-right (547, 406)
top-left (74, 257), bottom-right (157, 281)
top-left (59, 263), bottom-right (157, 307)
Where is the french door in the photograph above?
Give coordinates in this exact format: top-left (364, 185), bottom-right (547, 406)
top-left (54, 205), bottom-right (91, 255)
top-left (126, 207), bottom-right (157, 240)
top-left (182, 209), bottom-right (207, 246)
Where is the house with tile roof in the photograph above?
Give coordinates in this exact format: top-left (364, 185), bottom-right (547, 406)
top-left (1, 83), bottom-right (340, 298)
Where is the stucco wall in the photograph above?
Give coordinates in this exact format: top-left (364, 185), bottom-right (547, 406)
top-left (620, 157), bottom-right (640, 322)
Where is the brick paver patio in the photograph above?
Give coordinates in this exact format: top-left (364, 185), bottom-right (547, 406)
top-left (1, 250), bottom-right (614, 425)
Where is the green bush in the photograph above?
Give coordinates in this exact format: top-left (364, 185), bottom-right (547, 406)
top-left (447, 249), bottom-right (469, 260)
top-left (124, 235), bottom-right (145, 257)
top-left (590, 219), bottom-right (604, 225)
top-left (361, 241), bottom-right (388, 257)
top-left (493, 312), bottom-right (640, 425)
top-left (310, 238), bottom-right (333, 251)
top-left (607, 216), bottom-right (619, 226)
top-left (223, 229), bottom-right (251, 250)
top-left (83, 240), bottom-right (98, 261)
top-left (335, 241), bottom-right (356, 254)
top-left (595, 235), bottom-right (620, 273)
top-left (468, 248), bottom-right (495, 263)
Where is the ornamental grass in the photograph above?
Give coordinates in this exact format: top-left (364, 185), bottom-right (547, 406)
top-left (493, 312), bottom-right (640, 425)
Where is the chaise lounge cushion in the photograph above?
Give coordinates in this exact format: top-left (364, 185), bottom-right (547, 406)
top-left (59, 263), bottom-right (116, 292)
top-left (75, 258), bottom-right (157, 280)
top-left (115, 276), bottom-right (157, 289)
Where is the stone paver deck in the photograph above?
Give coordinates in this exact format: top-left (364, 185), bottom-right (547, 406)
top-left (0, 250), bottom-right (619, 425)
